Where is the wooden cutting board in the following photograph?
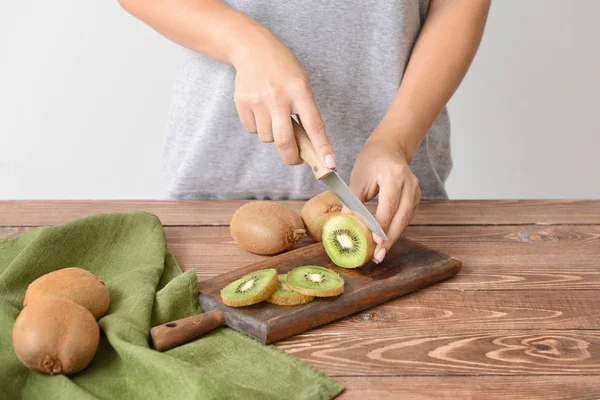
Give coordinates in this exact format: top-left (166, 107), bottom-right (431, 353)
top-left (150, 237), bottom-right (461, 351)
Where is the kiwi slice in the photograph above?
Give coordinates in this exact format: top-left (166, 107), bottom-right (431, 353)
top-left (286, 266), bottom-right (344, 297)
top-left (220, 268), bottom-right (278, 307)
top-left (266, 274), bottom-right (315, 306)
top-left (322, 214), bottom-right (375, 268)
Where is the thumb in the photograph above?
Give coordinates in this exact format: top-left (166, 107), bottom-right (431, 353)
top-left (341, 173), bottom-right (369, 215)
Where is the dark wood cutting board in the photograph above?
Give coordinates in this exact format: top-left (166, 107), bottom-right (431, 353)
top-left (150, 237), bottom-right (461, 351)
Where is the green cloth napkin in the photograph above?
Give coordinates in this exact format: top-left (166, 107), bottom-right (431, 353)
top-left (0, 212), bottom-right (343, 400)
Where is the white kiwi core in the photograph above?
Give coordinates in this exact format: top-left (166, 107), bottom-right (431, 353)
top-left (336, 234), bottom-right (354, 249)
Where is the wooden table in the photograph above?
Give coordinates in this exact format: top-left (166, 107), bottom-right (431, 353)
top-left (2, 200), bottom-right (599, 399)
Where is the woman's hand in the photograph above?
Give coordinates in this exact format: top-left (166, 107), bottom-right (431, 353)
top-left (231, 29), bottom-right (336, 167)
top-left (346, 136), bottom-right (421, 264)
top-left (339, 0), bottom-right (490, 264)
top-left (118, 0), bottom-right (336, 167)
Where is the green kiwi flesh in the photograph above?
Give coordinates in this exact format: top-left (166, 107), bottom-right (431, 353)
top-left (322, 215), bottom-right (375, 268)
top-left (286, 266), bottom-right (344, 297)
top-left (266, 274), bottom-right (315, 306)
top-left (221, 268), bottom-right (278, 307)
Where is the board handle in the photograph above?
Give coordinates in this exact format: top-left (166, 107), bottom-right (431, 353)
top-left (291, 117), bottom-right (334, 180)
top-left (150, 309), bottom-right (225, 352)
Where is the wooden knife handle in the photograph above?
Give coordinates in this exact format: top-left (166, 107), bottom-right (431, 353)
top-left (150, 309), bottom-right (225, 352)
top-left (291, 117), bottom-right (334, 180)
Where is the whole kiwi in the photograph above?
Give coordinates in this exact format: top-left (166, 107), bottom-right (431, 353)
top-left (301, 191), bottom-right (343, 242)
top-left (230, 201), bottom-right (305, 255)
top-left (12, 296), bottom-right (100, 375)
top-left (24, 267), bottom-right (110, 320)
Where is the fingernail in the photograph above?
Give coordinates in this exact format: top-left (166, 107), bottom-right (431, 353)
top-left (374, 248), bottom-right (386, 263)
top-left (373, 233), bottom-right (383, 244)
top-left (325, 154), bottom-right (336, 169)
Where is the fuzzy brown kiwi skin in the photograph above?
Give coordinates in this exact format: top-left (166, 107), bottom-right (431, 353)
top-left (301, 191), bottom-right (343, 242)
top-left (221, 272), bottom-right (279, 307)
top-left (24, 267), bottom-right (110, 320)
top-left (12, 296), bottom-right (100, 375)
top-left (326, 215), bottom-right (376, 268)
top-left (230, 201), bottom-right (306, 255)
top-left (265, 293), bottom-right (314, 306)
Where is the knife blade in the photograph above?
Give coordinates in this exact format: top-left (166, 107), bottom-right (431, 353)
top-left (320, 172), bottom-right (388, 240)
top-left (291, 117), bottom-right (388, 241)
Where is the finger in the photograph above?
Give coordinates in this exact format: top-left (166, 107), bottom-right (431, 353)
top-left (294, 99), bottom-right (336, 169)
top-left (254, 107), bottom-right (273, 143)
top-left (374, 179), bottom-right (404, 239)
top-left (374, 182), bottom-right (418, 263)
top-left (272, 109), bottom-right (302, 165)
top-left (403, 184), bottom-right (421, 226)
top-left (348, 168), bottom-right (371, 204)
top-left (341, 168), bottom-right (373, 215)
top-left (340, 166), bottom-right (377, 223)
top-left (235, 101), bottom-right (257, 134)
top-left (412, 185), bottom-right (422, 215)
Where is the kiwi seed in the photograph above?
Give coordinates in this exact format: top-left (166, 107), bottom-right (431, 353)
top-left (322, 214), bottom-right (375, 268)
top-left (286, 266), bottom-right (344, 297)
top-left (220, 268), bottom-right (278, 307)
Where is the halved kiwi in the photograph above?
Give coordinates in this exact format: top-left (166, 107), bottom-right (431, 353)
top-left (221, 268), bottom-right (278, 307)
top-left (266, 274), bottom-right (315, 306)
top-left (286, 266), bottom-right (344, 297)
top-left (322, 214), bottom-right (375, 268)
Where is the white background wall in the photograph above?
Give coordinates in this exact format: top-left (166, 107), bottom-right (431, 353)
top-left (1, 1), bottom-right (599, 200)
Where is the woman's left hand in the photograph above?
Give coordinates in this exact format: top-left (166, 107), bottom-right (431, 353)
top-left (346, 136), bottom-right (421, 264)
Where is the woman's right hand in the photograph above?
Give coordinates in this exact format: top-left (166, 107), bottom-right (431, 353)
top-left (230, 28), bottom-right (336, 168)
top-left (118, 0), bottom-right (334, 166)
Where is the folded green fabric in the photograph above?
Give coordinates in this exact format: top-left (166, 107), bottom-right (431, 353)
top-left (0, 212), bottom-right (343, 400)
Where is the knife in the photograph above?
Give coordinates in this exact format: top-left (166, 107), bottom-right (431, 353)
top-left (291, 117), bottom-right (388, 241)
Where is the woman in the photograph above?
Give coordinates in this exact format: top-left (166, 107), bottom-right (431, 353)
top-left (119, 0), bottom-right (490, 263)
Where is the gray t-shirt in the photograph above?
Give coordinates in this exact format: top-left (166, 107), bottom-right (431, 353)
top-left (164, 0), bottom-right (451, 200)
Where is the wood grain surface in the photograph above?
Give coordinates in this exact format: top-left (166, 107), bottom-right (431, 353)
top-left (1, 199), bottom-right (599, 226)
top-left (1, 200), bottom-right (599, 399)
top-left (336, 376), bottom-right (600, 400)
top-left (2, 225), bottom-right (600, 290)
top-left (278, 330), bottom-right (600, 376)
